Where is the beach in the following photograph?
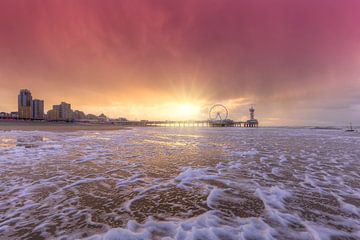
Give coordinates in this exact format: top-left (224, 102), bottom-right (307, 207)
top-left (0, 127), bottom-right (359, 239)
top-left (0, 121), bottom-right (126, 132)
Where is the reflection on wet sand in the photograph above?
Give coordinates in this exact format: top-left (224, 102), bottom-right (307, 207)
top-left (16, 136), bottom-right (45, 148)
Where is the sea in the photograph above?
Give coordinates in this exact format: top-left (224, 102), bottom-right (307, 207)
top-left (0, 127), bottom-right (359, 240)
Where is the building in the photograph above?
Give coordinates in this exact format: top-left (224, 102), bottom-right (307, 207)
top-left (74, 110), bottom-right (86, 120)
top-left (47, 102), bottom-right (74, 121)
top-left (0, 112), bottom-right (9, 119)
top-left (59, 102), bottom-right (74, 121)
top-left (47, 105), bottom-right (60, 121)
top-left (118, 117), bottom-right (128, 122)
top-left (98, 113), bottom-right (108, 122)
top-left (10, 112), bottom-right (19, 119)
top-left (47, 105), bottom-right (61, 121)
top-left (18, 89), bottom-right (32, 119)
top-left (47, 109), bottom-right (59, 121)
top-left (17, 89), bottom-right (45, 120)
top-left (31, 99), bottom-right (44, 120)
top-left (86, 114), bottom-right (98, 120)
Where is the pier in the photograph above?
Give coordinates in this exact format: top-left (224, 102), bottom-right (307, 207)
top-left (110, 120), bottom-right (257, 127)
top-left (1, 103), bottom-right (259, 127)
top-left (110, 104), bottom-right (259, 128)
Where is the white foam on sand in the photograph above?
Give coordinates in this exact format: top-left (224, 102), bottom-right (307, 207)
top-left (1, 128), bottom-right (359, 240)
top-left (174, 167), bottom-right (210, 189)
top-left (87, 212), bottom-right (277, 240)
top-left (256, 186), bottom-right (292, 210)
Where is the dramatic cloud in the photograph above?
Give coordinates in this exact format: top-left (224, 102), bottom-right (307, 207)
top-left (1, 0), bottom-right (360, 124)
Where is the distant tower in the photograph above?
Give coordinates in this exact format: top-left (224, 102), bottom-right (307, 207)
top-left (18, 89), bottom-right (32, 119)
top-left (245, 105), bottom-right (258, 127)
top-left (249, 105), bottom-right (255, 120)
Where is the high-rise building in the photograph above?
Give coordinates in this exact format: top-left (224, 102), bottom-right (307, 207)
top-left (18, 89), bottom-right (32, 119)
top-left (31, 99), bottom-right (44, 120)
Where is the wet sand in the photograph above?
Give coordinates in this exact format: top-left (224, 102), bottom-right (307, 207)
top-left (0, 121), bottom-right (126, 132)
top-left (0, 127), bottom-right (359, 240)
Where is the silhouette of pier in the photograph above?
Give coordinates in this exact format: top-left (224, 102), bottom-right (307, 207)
top-left (111, 120), bottom-right (258, 128)
top-left (111, 104), bottom-right (259, 128)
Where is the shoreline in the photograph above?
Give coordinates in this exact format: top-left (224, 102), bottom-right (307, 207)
top-left (0, 120), bottom-right (127, 132)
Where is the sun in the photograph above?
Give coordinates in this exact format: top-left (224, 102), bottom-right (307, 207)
top-left (179, 103), bottom-right (199, 116)
top-left (176, 103), bottom-right (201, 119)
top-left (148, 102), bottom-right (202, 120)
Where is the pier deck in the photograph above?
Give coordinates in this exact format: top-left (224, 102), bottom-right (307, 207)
top-left (111, 120), bottom-right (258, 127)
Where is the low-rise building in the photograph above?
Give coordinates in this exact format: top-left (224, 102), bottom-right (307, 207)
top-left (10, 112), bottom-right (19, 119)
top-left (118, 117), bottom-right (128, 122)
top-left (0, 112), bottom-right (9, 118)
top-left (47, 102), bottom-right (74, 121)
top-left (74, 110), bottom-right (86, 120)
top-left (47, 107), bottom-right (60, 121)
top-left (98, 113), bottom-right (108, 122)
top-left (86, 114), bottom-right (98, 120)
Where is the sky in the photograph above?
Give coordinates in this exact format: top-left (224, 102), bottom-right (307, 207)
top-left (0, 0), bottom-right (360, 125)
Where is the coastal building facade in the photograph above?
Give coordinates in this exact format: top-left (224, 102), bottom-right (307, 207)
top-left (18, 89), bottom-right (32, 119)
top-left (17, 89), bottom-right (45, 120)
top-left (59, 102), bottom-right (73, 121)
top-left (47, 102), bottom-right (74, 121)
top-left (98, 113), bottom-right (108, 122)
top-left (74, 110), bottom-right (86, 120)
top-left (31, 99), bottom-right (44, 120)
top-left (47, 106), bottom-right (60, 121)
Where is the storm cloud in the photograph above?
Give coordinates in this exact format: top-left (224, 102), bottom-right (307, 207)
top-left (1, 0), bottom-right (360, 124)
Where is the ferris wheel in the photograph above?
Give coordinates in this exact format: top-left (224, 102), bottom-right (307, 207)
top-left (209, 104), bottom-right (228, 121)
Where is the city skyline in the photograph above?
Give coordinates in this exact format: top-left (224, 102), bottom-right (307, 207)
top-left (1, 88), bottom-right (260, 127)
top-left (2, 88), bottom-right (256, 123)
top-left (4, 88), bottom-right (110, 122)
top-left (1, 0), bottom-right (360, 125)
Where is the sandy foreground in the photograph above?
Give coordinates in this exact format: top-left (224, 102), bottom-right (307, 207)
top-left (0, 120), bottom-right (127, 131)
top-left (1, 128), bottom-right (359, 239)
